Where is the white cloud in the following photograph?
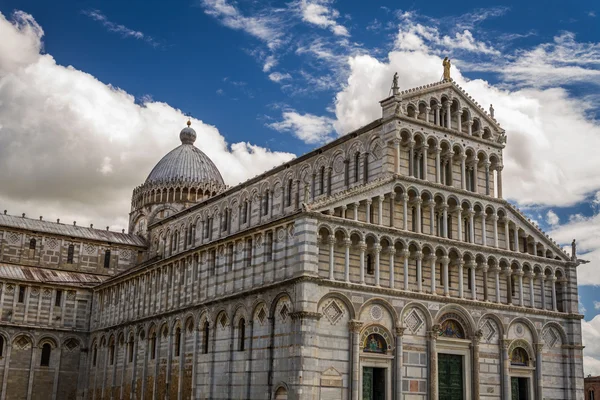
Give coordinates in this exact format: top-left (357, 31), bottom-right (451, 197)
top-left (82, 9), bottom-right (159, 47)
top-left (298, 0), bottom-right (349, 37)
top-left (0, 11), bottom-right (294, 231)
top-left (583, 316), bottom-right (600, 375)
top-left (546, 210), bottom-right (560, 226)
top-left (200, 0), bottom-right (285, 50)
top-left (263, 55), bottom-right (277, 72)
top-left (594, 301), bottom-right (600, 310)
top-left (268, 72), bottom-right (292, 82)
top-left (268, 110), bottom-right (335, 144)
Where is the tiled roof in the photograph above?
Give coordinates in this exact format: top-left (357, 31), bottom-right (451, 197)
top-left (0, 263), bottom-right (106, 287)
top-left (0, 214), bottom-right (146, 247)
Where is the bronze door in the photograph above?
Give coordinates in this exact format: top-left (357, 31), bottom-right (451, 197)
top-left (438, 354), bottom-right (464, 400)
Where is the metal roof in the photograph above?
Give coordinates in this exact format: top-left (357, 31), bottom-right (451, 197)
top-left (0, 214), bottom-right (146, 247)
top-left (0, 263), bottom-right (106, 287)
top-left (145, 143), bottom-right (224, 186)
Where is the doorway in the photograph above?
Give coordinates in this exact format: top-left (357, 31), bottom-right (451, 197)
top-left (362, 367), bottom-right (386, 400)
top-left (511, 377), bottom-right (529, 400)
top-left (438, 353), bottom-right (464, 400)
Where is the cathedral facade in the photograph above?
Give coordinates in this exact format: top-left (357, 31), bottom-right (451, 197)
top-left (0, 79), bottom-right (585, 400)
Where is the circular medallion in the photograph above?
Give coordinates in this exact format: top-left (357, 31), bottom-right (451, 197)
top-left (370, 305), bottom-right (383, 321)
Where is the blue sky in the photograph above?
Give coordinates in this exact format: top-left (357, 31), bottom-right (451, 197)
top-left (1, 0), bottom-right (600, 373)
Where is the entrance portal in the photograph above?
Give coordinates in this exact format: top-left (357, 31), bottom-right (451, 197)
top-left (511, 377), bottom-right (529, 400)
top-left (362, 367), bottom-right (386, 400)
top-left (438, 353), bottom-right (464, 400)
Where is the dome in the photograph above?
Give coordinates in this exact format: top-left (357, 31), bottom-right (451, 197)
top-left (144, 123), bottom-right (224, 186)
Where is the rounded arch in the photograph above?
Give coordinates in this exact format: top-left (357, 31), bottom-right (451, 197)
top-left (435, 304), bottom-right (476, 337)
top-left (38, 336), bottom-right (59, 348)
top-left (273, 382), bottom-right (290, 400)
top-left (269, 292), bottom-right (293, 319)
top-left (232, 303), bottom-right (249, 325)
top-left (541, 321), bottom-right (568, 344)
top-left (400, 301), bottom-right (433, 330)
top-left (507, 317), bottom-right (539, 343)
top-left (477, 312), bottom-right (505, 338)
top-left (317, 292), bottom-right (356, 320)
top-left (358, 298), bottom-right (399, 326)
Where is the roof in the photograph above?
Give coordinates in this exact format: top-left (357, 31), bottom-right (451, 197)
top-left (145, 125), bottom-right (224, 186)
top-left (0, 263), bottom-right (106, 287)
top-left (0, 214), bottom-right (146, 247)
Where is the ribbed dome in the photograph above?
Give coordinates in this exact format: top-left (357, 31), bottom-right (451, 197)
top-left (145, 125), bottom-right (224, 186)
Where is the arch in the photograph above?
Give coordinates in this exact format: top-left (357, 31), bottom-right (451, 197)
top-left (358, 298), bottom-right (399, 326)
top-left (477, 313), bottom-right (505, 340)
top-left (400, 301), bottom-right (433, 330)
top-left (507, 317), bottom-right (539, 343)
top-left (37, 335), bottom-right (59, 348)
top-left (360, 324), bottom-right (394, 354)
top-left (435, 304), bottom-right (476, 337)
top-left (274, 383), bottom-right (289, 400)
top-left (269, 292), bottom-right (293, 319)
top-left (317, 292), bottom-right (356, 320)
top-left (541, 321), bottom-right (568, 344)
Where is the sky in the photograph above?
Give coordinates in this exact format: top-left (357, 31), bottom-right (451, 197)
top-left (1, 0), bottom-right (600, 375)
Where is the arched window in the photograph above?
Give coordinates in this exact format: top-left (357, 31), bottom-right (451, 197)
top-left (128, 336), bottom-right (134, 363)
top-left (440, 319), bottom-right (465, 339)
top-left (412, 207), bottom-right (417, 232)
top-left (366, 254), bottom-right (373, 275)
top-left (590, 390), bottom-right (595, 400)
top-left (510, 347), bottom-right (529, 366)
top-left (319, 166), bottom-right (325, 195)
top-left (150, 333), bottom-right (157, 360)
top-left (0, 336), bottom-right (4, 357)
top-left (263, 190), bottom-right (270, 215)
top-left (202, 322), bottom-right (210, 354)
top-left (286, 179), bottom-right (293, 207)
top-left (354, 152), bottom-right (360, 182)
top-left (67, 244), bottom-right (75, 264)
top-left (104, 250), bottom-right (111, 269)
top-left (29, 238), bottom-right (36, 250)
top-left (109, 341), bottom-right (115, 365)
top-left (40, 343), bottom-right (52, 367)
top-left (238, 318), bottom-right (246, 351)
top-left (174, 327), bottom-right (181, 357)
top-left (243, 201), bottom-right (249, 224)
top-left (92, 345), bottom-right (98, 366)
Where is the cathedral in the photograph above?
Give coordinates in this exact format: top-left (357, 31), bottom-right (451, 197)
top-left (0, 75), bottom-right (585, 400)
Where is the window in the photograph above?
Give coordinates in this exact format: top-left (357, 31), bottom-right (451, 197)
top-left (128, 337), bottom-right (134, 363)
top-left (263, 191), bottom-right (269, 216)
top-left (92, 345), bottom-right (98, 366)
top-left (40, 343), bottom-right (51, 367)
top-left (104, 250), bottom-right (111, 269)
top-left (67, 244), bottom-right (74, 264)
top-left (468, 269), bottom-right (473, 290)
top-left (590, 390), bottom-right (595, 400)
top-left (366, 254), bottom-right (373, 275)
top-left (242, 201), bottom-right (248, 224)
top-left (411, 207), bottom-right (417, 232)
top-left (354, 152), bottom-right (360, 182)
top-left (266, 232), bottom-right (273, 262)
top-left (228, 244), bottom-right (234, 270)
top-left (363, 153), bottom-right (369, 183)
top-left (238, 319), bottom-right (246, 351)
top-left (150, 334), bottom-right (157, 360)
top-left (246, 239), bottom-right (253, 268)
top-left (55, 290), bottom-right (62, 307)
top-left (174, 328), bottom-right (181, 357)
top-left (0, 336), bottom-right (4, 357)
top-left (109, 342), bottom-right (115, 365)
top-left (511, 275), bottom-right (516, 297)
top-left (222, 209), bottom-right (229, 232)
top-left (447, 216), bottom-right (453, 240)
top-left (319, 166), bottom-right (325, 195)
top-left (18, 286), bottom-right (26, 303)
top-left (29, 238), bottom-right (36, 250)
top-left (202, 322), bottom-right (210, 354)
top-left (286, 179), bottom-right (293, 207)
top-left (209, 249), bottom-right (216, 274)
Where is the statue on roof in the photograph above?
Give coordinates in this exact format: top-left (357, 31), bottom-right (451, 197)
top-left (391, 72), bottom-right (399, 96)
top-left (572, 239), bottom-right (577, 261)
top-left (490, 104), bottom-right (495, 118)
top-left (442, 57), bottom-right (451, 81)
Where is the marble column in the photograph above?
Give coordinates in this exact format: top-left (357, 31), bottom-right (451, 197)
top-left (349, 320), bottom-right (363, 400)
top-left (472, 331), bottom-right (483, 399)
top-left (374, 244), bottom-right (381, 287)
top-left (494, 267), bottom-right (501, 303)
top-left (501, 339), bottom-right (511, 400)
top-left (481, 213), bottom-right (487, 246)
top-left (456, 208), bottom-right (463, 242)
top-left (435, 148), bottom-right (442, 184)
top-left (429, 326), bottom-right (441, 399)
top-left (540, 273), bottom-right (547, 310)
top-left (408, 141), bottom-right (415, 177)
top-left (445, 103), bottom-right (451, 127)
top-left (497, 166), bottom-right (504, 198)
top-left (402, 249), bottom-right (410, 291)
top-left (492, 215), bottom-right (499, 248)
top-left (394, 139), bottom-right (401, 174)
top-left (415, 199), bottom-right (422, 234)
top-left (551, 276), bottom-right (557, 311)
top-left (377, 196), bottom-right (384, 225)
top-left (429, 201), bottom-right (435, 235)
top-left (504, 220), bottom-right (510, 251)
top-left (536, 343), bottom-right (544, 400)
top-left (389, 195), bottom-right (395, 228)
top-left (442, 206), bottom-right (448, 238)
top-left (458, 260), bottom-right (464, 298)
top-left (484, 161), bottom-right (491, 195)
top-left (469, 262), bottom-right (477, 300)
top-left (482, 265), bottom-right (489, 301)
top-left (359, 242), bottom-right (366, 284)
top-left (395, 328), bottom-right (405, 400)
top-left (429, 255), bottom-right (437, 294)
top-left (422, 145), bottom-right (429, 181)
top-left (354, 202), bottom-right (359, 221)
top-left (328, 237), bottom-right (335, 281)
top-left (344, 239), bottom-right (351, 282)
top-left (467, 119), bottom-right (473, 136)
top-left (528, 272), bottom-right (535, 308)
top-left (518, 270), bottom-right (524, 307)
top-left (457, 110), bottom-right (463, 132)
top-left (415, 251), bottom-right (423, 293)
top-left (460, 154), bottom-right (467, 190)
top-left (468, 211), bottom-right (475, 243)
top-left (402, 195), bottom-right (408, 231)
top-left (366, 200), bottom-right (372, 224)
top-left (441, 256), bottom-right (450, 296)
top-left (389, 250), bottom-right (395, 289)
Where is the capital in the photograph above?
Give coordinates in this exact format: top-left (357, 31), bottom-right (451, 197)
top-left (358, 242), bottom-right (367, 251)
top-left (414, 251), bottom-right (423, 260)
top-left (401, 249), bottom-right (410, 258)
top-left (327, 237), bottom-right (336, 246)
top-left (344, 238), bottom-right (352, 247)
top-left (373, 244), bottom-right (382, 253)
top-left (348, 320), bottom-right (363, 333)
top-left (440, 256), bottom-right (450, 265)
top-left (396, 326), bottom-right (406, 336)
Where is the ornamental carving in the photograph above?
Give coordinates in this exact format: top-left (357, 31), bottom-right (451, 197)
top-left (370, 305), bottom-right (383, 321)
top-left (543, 327), bottom-right (560, 348)
top-left (360, 325), bottom-right (393, 354)
top-left (120, 249), bottom-right (131, 261)
top-left (323, 300), bottom-right (345, 325)
top-left (404, 309), bottom-right (425, 334)
top-left (46, 238), bottom-right (58, 249)
top-left (7, 232), bottom-right (20, 244)
top-left (85, 244), bottom-right (96, 255)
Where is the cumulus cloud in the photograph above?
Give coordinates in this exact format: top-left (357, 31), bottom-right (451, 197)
top-left (583, 316), bottom-right (600, 375)
top-left (594, 301), bottom-right (600, 310)
top-left (546, 210), bottom-right (560, 226)
top-left (297, 0), bottom-right (349, 37)
top-left (0, 11), bottom-right (294, 231)
top-left (268, 110), bottom-right (335, 144)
